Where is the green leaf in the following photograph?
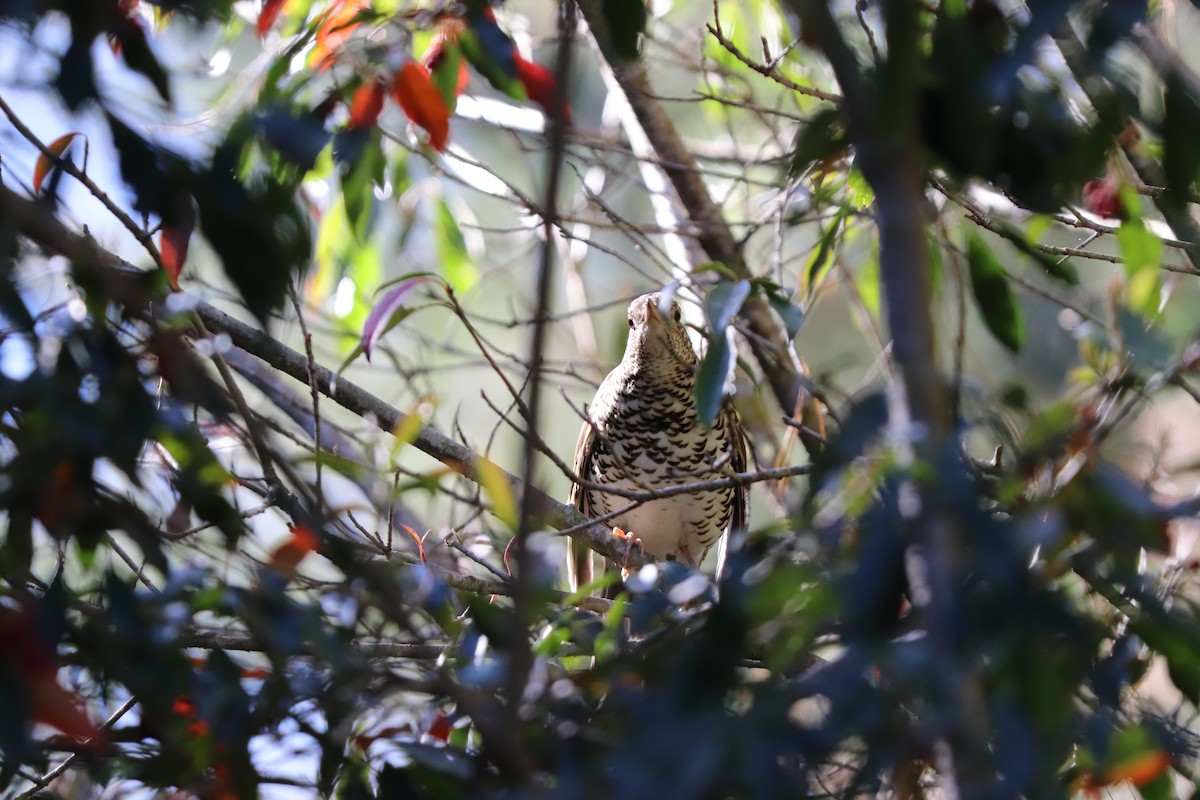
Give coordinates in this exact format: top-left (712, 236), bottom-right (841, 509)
top-left (695, 329), bottom-right (734, 428)
top-left (1116, 216), bottom-right (1163, 317)
top-left (434, 197), bottom-right (479, 294)
top-left (806, 210), bottom-right (846, 293)
top-left (692, 261), bottom-right (738, 280)
top-left (430, 39), bottom-right (465, 112)
top-left (341, 128), bottom-right (385, 241)
top-left (966, 231), bottom-right (1024, 353)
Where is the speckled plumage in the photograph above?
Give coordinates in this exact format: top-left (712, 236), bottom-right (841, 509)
top-left (568, 292), bottom-right (749, 590)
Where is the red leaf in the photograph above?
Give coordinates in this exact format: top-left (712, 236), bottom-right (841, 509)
top-left (514, 55), bottom-right (571, 125)
top-left (1082, 172), bottom-right (1124, 220)
top-left (347, 79), bottom-right (386, 130)
top-left (390, 60), bottom-right (451, 151)
top-left (33, 132), bottom-right (80, 195)
top-left (0, 607), bottom-right (105, 748)
top-left (159, 193), bottom-right (194, 291)
top-left (361, 273), bottom-right (439, 361)
top-left (426, 710), bottom-right (453, 742)
top-left (258, 0), bottom-right (286, 39)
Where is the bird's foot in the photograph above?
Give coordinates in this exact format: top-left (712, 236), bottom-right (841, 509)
top-left (678, 544), bottom-right (699, 568)
top-left (612, 527), bottom-right (644, 570)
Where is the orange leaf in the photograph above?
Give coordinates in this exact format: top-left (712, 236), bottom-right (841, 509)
top-left (257, 0), bottom-right (286, 39)
top-left (268, 524), bottom-right (320, 573)
top-left (390, 59), bottom-right (450, 151)
top-left (1105, 749), bottom-right (1172, 787)
top-left (33, 132), bottom-right (80, 194)
top-left (311, 0), bottom-right (367, 71)
top-left (399, 523), bottom-right (427, 562)
top-left (347, 80), bottom-right (386, 130)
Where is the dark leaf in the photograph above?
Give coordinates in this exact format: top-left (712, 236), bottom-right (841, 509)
top-left (766, 289), bottom-right (805, 340)
top-left (602, 0), bottom-right (646, 59)
top-left (788, 105), bottom-right (846, 179)
top-left (256, 105), bottom-right (330, 172)
top-left (111, 13), bottom-right (171, 103)
top-left (106, 113), bottom-right (169, 218)
top-left (1163, 74), bottom-right (1200, 205)
top-left (695, 328), bottom-right (734, 428)
top-left (191, 143), bottom-right (311, 325)
top-left (966, 230), bottom-right (1025, 353)
top-left (704, 279), bottom-right (750, 333)
top-left (55, 34), bottom-right (97, 110)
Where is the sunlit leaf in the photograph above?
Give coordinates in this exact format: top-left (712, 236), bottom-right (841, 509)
top-left (966, 230), bottom-right (1024, 353)
top-left (434, 197), bottom-right (478, 293)
top-left (475, 458), bottom-right (517, 530)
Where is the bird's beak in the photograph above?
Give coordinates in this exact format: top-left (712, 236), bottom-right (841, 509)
top-left (644, 299), bottom-right (662, 324)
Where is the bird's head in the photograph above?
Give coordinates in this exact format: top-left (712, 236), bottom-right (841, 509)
top-left (622, 292), bottom-right (697, 371)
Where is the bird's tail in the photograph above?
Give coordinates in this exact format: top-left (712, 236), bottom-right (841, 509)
top-left (567, 537), bottom-right (593, 593)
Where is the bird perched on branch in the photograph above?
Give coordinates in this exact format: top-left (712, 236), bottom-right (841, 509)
top-left (568, 292), bottom-right (749, 591)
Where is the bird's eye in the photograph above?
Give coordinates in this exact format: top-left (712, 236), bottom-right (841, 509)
top-left (627, 316), bottom-right (635, 328)
top-left (672, 306), bottom-right (682, 322)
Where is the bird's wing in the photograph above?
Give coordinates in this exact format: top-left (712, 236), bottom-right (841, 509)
top-left (567, 411), bottom-right (599, 592)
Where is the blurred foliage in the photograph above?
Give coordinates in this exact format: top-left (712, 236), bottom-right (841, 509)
top-left (0, 0), bottom-right (1199, 798)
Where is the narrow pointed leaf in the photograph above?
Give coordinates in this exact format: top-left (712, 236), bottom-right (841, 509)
top-left (33, 132), bottom-right (80, 195)
top-left (966, 231), bottom-right (1024, 353)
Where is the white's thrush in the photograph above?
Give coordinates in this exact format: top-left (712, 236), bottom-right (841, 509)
top-left (568, 292), bottom-right (749, 590)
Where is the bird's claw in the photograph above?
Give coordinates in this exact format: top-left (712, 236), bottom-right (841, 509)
top-left (612, 527), bottom-right (644, 570)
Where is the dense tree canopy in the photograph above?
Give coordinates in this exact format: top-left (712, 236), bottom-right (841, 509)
top-left (3, 0), bottom-right (1200, 797)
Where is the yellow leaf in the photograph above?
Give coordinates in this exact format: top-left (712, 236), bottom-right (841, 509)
top-left (475, 458), bottom-right (517, 530)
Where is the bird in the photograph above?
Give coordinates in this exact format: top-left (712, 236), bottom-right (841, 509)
top-left (568, 292), bottom-right (749, 591)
